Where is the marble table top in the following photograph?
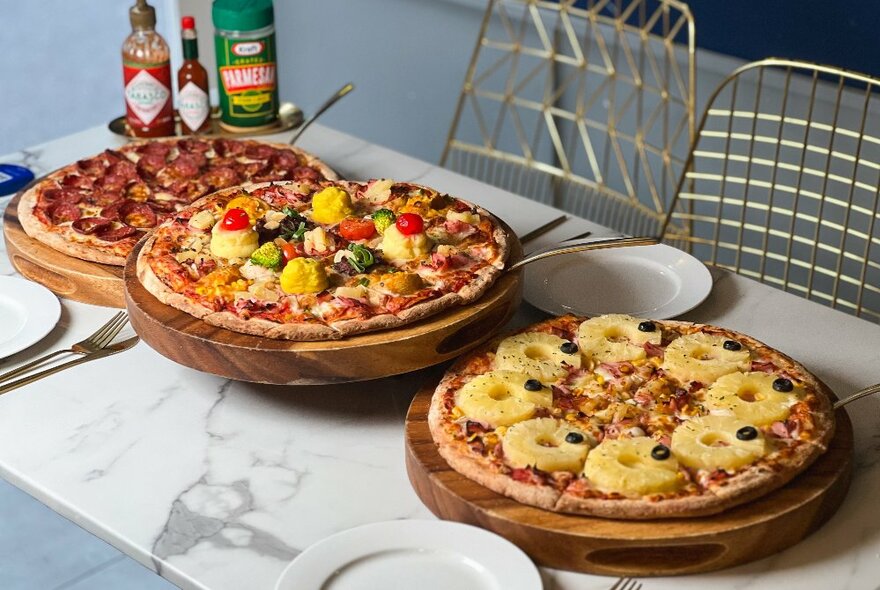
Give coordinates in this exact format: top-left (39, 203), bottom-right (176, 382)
top-left (1, 125), bottom-right (879, 590)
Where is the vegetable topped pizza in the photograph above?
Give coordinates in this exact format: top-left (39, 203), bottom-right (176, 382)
top-left (17, 138), bottom-right (336, 266)
top-left (136, 179), bottom-right (511, 340)
top-left (428, 314), bottom-right (835, 519)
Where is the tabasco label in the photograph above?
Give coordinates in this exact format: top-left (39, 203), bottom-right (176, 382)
top-left (123, 63), bottom-right (174, 136)
top-left (215, 34), bottom-right (278, 128)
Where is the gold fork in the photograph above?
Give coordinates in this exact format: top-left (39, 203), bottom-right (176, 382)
top-left (0, 311), bottom-right (129, 384)
top-left (610, 578), bottom-right (642, 590)
top-left (0, 336), bottom-right (139, 395)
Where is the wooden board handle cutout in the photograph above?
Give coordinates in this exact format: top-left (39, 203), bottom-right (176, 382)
top-left (13, 255), bottom-right (76, 295)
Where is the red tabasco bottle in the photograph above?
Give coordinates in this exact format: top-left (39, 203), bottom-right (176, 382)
top-left (178, 16), bottom-right (211, 134)
top-left (122, 0), bottom-right (175, 137)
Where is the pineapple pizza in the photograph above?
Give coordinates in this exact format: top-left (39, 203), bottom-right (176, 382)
top-left (428, 314), bottom-right (835, 519)
top-left (136, 179), bottom-right (510, 339)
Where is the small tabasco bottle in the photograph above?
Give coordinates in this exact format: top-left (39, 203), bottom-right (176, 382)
top-left (122, 0), bottom-right (174, 137)
top-left (178, 16), bottom-right (211, 134)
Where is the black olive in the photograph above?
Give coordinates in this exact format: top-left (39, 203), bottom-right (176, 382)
top-left (736, 426), bottom-right (759, 440)
top-left (524, 379), bottom-right (543, 391)
top-left (638, 321), bottom-right (656, 332)
top-left (723, 340), bottom-right (742, 351)
top-left (565, 432), bottom-right (585, 444)
top-left (651, 444), bottom-right (671, 460)
top-left (560, 341), bottom-right (579, 354)
top-left (772, 378), bottom-right (794, 392)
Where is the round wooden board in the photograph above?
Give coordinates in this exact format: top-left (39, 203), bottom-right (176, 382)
top-left (124, 238), bottom-right (523, 385)
top-left (405, 383), bottom-right (853, 577)
top-left (3, 190), bottom-right (126, 307)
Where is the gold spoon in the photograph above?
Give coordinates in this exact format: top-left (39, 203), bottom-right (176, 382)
top-left (834, 382), bottom-right (880, 410)
top-left (506, 236), bottom-right (658, 273)
top-left (289, 82), bottom-right (355, 145)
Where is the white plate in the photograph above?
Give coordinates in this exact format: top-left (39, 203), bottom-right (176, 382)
top-left (275, 520), bottom-right (541, 590)
top-left (524, 243), bottom-right (712, 319)
top-left (0, 276), bottom-right (62, 359)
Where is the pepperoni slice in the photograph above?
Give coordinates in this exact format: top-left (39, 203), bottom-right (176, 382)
top-left (168, 153), bottom-right (201, 179)
top-left (201, 166), bottom-right (241, 189)
top-left (291, 166), bottom-right (322, 182)
top-left (120, 200), bottom-right (158, 228)
top-left (214, 138), bottom-right (245, 157)
top-left (48, 201), bottom-right (82, 224)
top-left (76, 155), bottom-right (109, 176)
top-left (245, 143), bottom-right (276, 160)
top-left (100, 201), bottom-right (124, 221)
top-left (95, 225), bottom-right (140, 242)
top-left (61, 174), bottom-right (94, 190)
top-left (238, 161), bottom-right (268, 178)
top-left (137, 152), bottom-right (167, 178)
top-left (179, 139), bottom-right (211, 153)
top-left (147, 199), bottom-right (180, 214)
top-left (107, 159), bottom-right (138, 180)
top-left (142, 141), bottom-right (173, 157)
top-left (42, 187), bottom-right (84, 205)
top-left (85, 189), bottom-right (123, 207)
top-left (95, 173), bottom-right (128, 192)
top-left (208, 156), bottom-right (236, 167)
top-left (271, 151), bottom-right (300, 171)
top-left (71, 217), bottom-right (112, 235)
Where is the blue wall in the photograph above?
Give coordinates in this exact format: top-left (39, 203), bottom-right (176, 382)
top-left (690, 1), bottom-right (880, 77)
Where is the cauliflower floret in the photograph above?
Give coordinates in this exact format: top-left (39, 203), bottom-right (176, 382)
top-left (239, 260), bottom-right (277, 281)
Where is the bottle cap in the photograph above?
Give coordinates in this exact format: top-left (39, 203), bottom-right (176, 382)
top-left (130, 0), bottom-right (157, 30)
top-left (0, 164), bottom-right (36, 197)
top-left (181, 15), bottom-right (196, 30)
top-left (213, 0), bottom-right (275, 32)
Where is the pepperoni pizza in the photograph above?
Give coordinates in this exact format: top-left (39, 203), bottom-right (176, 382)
top-left (17, 138), bottom-right (336, 266)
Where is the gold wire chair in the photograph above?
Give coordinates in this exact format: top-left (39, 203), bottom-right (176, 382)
top-left (662, 58), bottom-right (880, 322)
top-left (441, 0), bottom-right (695, 237)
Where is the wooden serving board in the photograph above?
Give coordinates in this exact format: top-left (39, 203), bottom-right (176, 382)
top-left (124, 238), bottom-right (523, 385)
top-left (3, 190), bottom-right (127, 308)
top-left (405, 383), bottom-right (854, 577)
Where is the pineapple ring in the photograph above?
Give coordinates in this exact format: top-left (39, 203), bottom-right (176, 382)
top-left (577, 314), bottom-right (661, 363)
top-left (661, 333), bottom-right (750, 384)
top-left (671, 415), bottom-right (766, 471)
top-left (502, 417), bottom-right (594, 472)
top-left (455, 371), bottom-right (553, 427)
top-left (704, 371), bottom-right (800, 425)
top-left (583, 437), bottom-right (683, 496)
top-left (495, 332), bottom-right (581, 381)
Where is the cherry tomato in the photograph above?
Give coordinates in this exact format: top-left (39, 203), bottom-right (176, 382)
top-left (280, 241), bottom-right (303, 264)
top-left (339, 217), bottom-right (376, 241)
top-left (395, 213), bottom-right (424, 235)
top-left (221, 208), bottom-right (250, 231)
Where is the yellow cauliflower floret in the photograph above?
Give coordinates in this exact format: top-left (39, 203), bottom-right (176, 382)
top-left (195, 267), bottom-right (250, 302)
top-left (380, 224), bottom-right (431, 261)
top-left (224, 195), bottom-right (269, 223)
top-left (311, 187), bottom-right (354, 224)
top-left (280, 258), bottom-right (329, 294)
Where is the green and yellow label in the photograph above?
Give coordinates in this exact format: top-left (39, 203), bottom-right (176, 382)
top-left (215, 35), bottom-right (278, 126)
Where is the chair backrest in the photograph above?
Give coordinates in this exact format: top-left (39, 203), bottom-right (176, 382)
top-left (441, 0), bottom-right (695, 237)
top-left (663, 58), bottom-right (880, 322)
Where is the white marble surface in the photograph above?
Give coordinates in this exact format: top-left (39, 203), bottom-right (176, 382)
top-left (1, 126), bottom-right (879, 590)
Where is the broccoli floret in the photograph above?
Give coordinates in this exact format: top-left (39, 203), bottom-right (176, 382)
top-left (250, 242), bottom-right (283, 270)
top-left (371, 208), bottom-right (395, 234)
